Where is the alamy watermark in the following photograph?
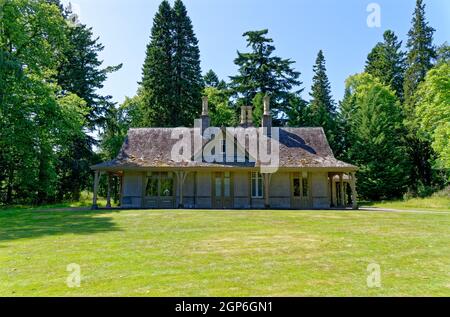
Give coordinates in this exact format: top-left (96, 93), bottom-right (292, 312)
top-left (171, 120), bottom-right (280, 174)
top-left (367, 3), bottom-right (381, 28)
top-left (66, 263), bottom-right (81, 288)
top-left (367, 263), bottom-right (382, 288)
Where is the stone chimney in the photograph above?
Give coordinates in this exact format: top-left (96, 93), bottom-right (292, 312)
top-left (200, 96), bottom-right (210, 133)
top-left (240, 106), bottom-right (254, 128)
top-left (262, 94), bottom-right (272, 134)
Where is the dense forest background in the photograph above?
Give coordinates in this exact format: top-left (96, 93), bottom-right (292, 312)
top-left (0, 0), bottom-right (448, 205)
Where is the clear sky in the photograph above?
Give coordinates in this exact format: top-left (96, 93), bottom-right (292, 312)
top-left (62, 0), bottom-right (449, 105)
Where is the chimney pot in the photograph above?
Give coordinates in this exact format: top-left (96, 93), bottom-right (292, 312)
top-left (202, 96), bottom-right (209, 116)
top-left (263, 95), bottom-right (271, 116)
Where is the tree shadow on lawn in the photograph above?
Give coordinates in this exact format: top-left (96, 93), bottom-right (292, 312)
top-left (0, 208), bottom-right (122, 244)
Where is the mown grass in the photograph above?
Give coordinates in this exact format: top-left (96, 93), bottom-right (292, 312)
top-left (0, 208), bottom-right (449, 297)
top-left (361, 191), bottom-right (450, 211)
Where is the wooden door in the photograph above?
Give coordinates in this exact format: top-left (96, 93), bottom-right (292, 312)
top-left (212, 172), bottom-right (233, 209)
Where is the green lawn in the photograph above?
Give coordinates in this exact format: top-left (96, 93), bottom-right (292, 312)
top-left (360, 194), bottom-right (450, 211)
top-left (0, 208), bottom-right (449, 296)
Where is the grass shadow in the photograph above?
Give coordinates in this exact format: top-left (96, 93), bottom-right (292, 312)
top-left (0, 208), bottom-right (122, 243)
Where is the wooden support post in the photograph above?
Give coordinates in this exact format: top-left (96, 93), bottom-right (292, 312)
top-left (106, 173), bottom-right (112, 209)
top-left (176, 171), bottom-right (188, 208)
top-left (339, 173), bottom-right (345, 207)
top-left (263, 173), bottom-right (272, 209)
top-left (351, 172), bottom-right (358, 210)
top-left (92, 170), bottom-right (100, 210)
top-left (331, 174), bottom-right (337, 207)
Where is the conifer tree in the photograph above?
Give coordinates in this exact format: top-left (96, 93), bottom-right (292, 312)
top-left (141, 0), bottom-right (175, 127)
top-left (141, 0), bottom-right (203, 127)
top-left (403, 0), bottom-right (437, 190)
top-left (365, 30), bottom-right (406, 100)
top-left (172, 0), bottom-right (203, 126)
top-left (230, 29), bottom-right (301, 121)
top-left (341, 73), bottom-right (410, 199)
top-left (404, 0), bottom-right (436, 108)
top-left (309, 50), bottom-right (339, 152)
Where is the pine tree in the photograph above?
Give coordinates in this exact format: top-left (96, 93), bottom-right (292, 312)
top-left (404, 0), bottom-right (436, 108)
top-left (204, 69), bottom-right (220, 87)
top-left (403, 0), bottom-right (437, 190)
top-left (365, 30), bottom-right (406, 100)
top-left (173, 0), bottom-right (203, 127)
top-left (308, 50), bottom-right (339, 151)
top-left (230, 29), bottom-right (302, 121)
top-left (141, 0), bottom-right (203, 127)
top-left (141, 0), bottom-right (175, 127)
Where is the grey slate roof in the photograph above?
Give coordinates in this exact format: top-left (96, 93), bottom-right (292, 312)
top-left (92, 127), bottom-right (357, 170)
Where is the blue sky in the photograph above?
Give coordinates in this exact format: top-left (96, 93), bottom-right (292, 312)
top-left (62, 0), bottom-right (449, 105)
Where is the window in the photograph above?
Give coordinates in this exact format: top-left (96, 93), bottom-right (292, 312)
top-left (145, 172), bottom-right (174, 197)
top-left (302, 178), bottom-right (309, 197)
top-left (251, 172), bottom-right (264, 198)
top-left (224, 172), bottom-right (231, 197)
top-left (215, 175), bottom-right (222, 198)
top-left (293, 178), bottom-right (301, 197)
top-left (160, 178), bottom-right (174, 197)
top-left (145, 176), bottom-right (159, 197)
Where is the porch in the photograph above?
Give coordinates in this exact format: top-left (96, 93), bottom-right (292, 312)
top-left (91, 169), bottom-right (358, 210)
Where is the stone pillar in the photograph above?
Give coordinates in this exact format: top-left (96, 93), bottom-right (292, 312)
top-left (351, 172), bottom-right (358, 210)
top-left (92, 171), bottom-right (100, 210)
top-left (106, 173), bottom-right (112, 209)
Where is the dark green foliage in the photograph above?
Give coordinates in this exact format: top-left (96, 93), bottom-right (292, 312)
top-left (230, 29), bottom-right (302, 122)
top-left (141, 0), bottom-right (203, 127)
top-left (365, 30), bottom-right (406, 100)
top-left (0, 0), bottom-right (119, 204)
top-left (403, 0), bottom-right (438, 191)
top-left (56, 22), bottom-right (121, 201)
top-left (308, 50), bottom-right (339, 153)
top-left (173, 0), bottom-right (203, 126)
top-left (404, 0), bottom-right (436, 108)
top-left (286, 94), bottom-right (309, 128)
top-left (204, 69), bottom-right (227, 89)
top-left (341, 74), bottom-right (410, 200)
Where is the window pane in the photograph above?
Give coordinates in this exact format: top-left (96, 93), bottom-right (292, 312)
top-left (252, 178), bottom-right (256, 197)
top-left (302, 178), bottom-right (308, 197)
top-left (215, 177), bottom-right (222, 197)
top-left (293, 178), bottom-right (301, 197)
top-left (160, 178), bottom-right (173, 197)
top-left (224, 178), bottom-right (230, 197)
top-left (146, 177), bottom-right (158, 197)
top-left (258, 178), bottom-right (263, 198)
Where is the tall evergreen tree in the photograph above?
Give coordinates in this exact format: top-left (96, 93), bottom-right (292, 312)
top-left (309, 50), bottom-right (339, 152)
top-left (365, 30), bottom-right (406, 100)
top-left (141, 0), bottom-right (203, 127)
top-left (404, 0), bottom-right (436, 108)
top-left (141, 0), bottom-right (175, 127)
top-left (403, 0), bottom-right (437, 190)
top-left (341, 73), bottom-right (410, 200)
top-left (204, 69), bottom-right (220, 87)
top-left (230, 29), bottom-right (302, 121)
top-left (204, 69), bottom-right (227, 89)
top-left (172, 0), bottom-right (203, 126)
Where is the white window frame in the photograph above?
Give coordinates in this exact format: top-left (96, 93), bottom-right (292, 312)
top-left (251, 172), bottom-right (264, 198)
